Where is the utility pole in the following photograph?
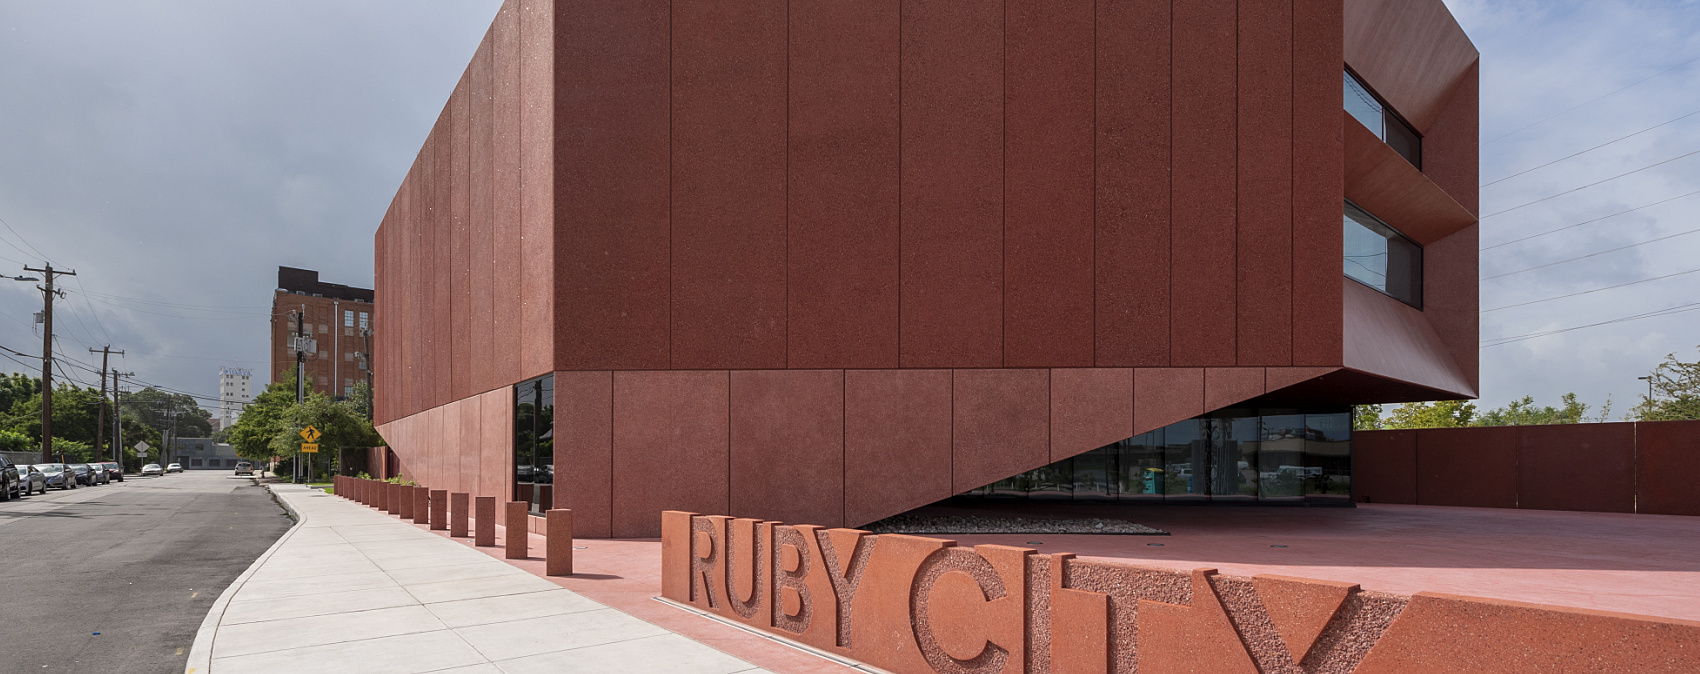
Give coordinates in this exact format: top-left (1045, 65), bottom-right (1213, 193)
top-left (24, 263), bottom-right (74, 463)
top-left (114, 371), bottom-right (133, 466)
top-left (291, 305), bottom-right (314, 484)
top-left (91, 346), bottom-right (124, 464)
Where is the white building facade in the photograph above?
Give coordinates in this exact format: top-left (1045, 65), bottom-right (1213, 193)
top-left (218, 367), bottom-right (252, 427)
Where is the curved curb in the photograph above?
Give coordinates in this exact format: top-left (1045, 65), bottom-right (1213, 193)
top-left (183, 484), bottom-right (306, 674)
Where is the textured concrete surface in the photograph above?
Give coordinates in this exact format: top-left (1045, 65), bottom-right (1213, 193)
top-left (924, 501), bottom-right (1700, 621)
top-left (188, 483), bottom-right (763, 674)
top-left (0, 471), bottom-right (290, 673)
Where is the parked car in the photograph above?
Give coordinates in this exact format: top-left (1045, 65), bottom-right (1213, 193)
top-left (234, 461), bottom-right (254, 476)
top-left (166, 462), bottom-right (183, 474)
top-left (36, 463), bottom-right (76, 489)
top-left (0, 457), bottom-right (18, 501)
top-left (82, 463), bottom-right (110, 485)
top-left (140, 463), bottom-right (164, 477)
top-left (101, 461), bottom-right (124, 482)
top-left (68, 463), bottom-right (94, 486)
top-left (16, 464), bottom-right (46, 495)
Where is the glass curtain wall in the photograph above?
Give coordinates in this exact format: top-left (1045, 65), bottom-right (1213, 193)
top-left (959, 408), bottom-right (1352, 505)
top-left (513, 374), bottom-right (554, 515)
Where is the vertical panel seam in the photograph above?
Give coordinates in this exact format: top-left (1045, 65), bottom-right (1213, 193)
top-left (896, 1), bottom-right (904, 368)
top-left (1001, 0), bottom-right (1008, 369)
top-left (668, 0), bottom-right (675, 372)
top-left (1092, 0), bottom-right (1098, 368)
top-left (784, 0), bottom-right (791, 370)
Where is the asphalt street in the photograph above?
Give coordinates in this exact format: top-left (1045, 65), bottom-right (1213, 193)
top-left (0, 470), bottom-right (292, 674)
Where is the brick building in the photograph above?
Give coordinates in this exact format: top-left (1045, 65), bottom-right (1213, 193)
top-left (270, 266), bottom-right (375, 398)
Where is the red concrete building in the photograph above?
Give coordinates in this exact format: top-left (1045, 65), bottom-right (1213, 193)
top-left (372, 0), bottom-right (1477, 537)
top-left (270, 266), bottom-right (375, 398)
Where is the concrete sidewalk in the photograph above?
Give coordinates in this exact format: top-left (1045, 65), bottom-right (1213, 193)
top-left (185, 484), bottom-right (767, 674)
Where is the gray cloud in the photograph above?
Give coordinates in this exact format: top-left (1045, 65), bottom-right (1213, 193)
top-left (0, 1), bottom-right (501, 405)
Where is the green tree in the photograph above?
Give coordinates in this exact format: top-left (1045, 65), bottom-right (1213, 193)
top-left (0, 429), bottom-right (31, 453)
top-left (120, 388), bottom-right (214, 439)
top-left (268, 392), bottom-right (382, 479)
top-left (4, 383), bottom-right (105, 446)
top-left (228, 375), bottom-right (301, 463)
top-left (1353, 404), bottom-right (1385, 430)
top-left (1382, 399), bottom-right (1477, 429)
top-left (1633, 346), bottom-right (1700, 421)
top-left (1474, 393), bottom-right (1589, 426)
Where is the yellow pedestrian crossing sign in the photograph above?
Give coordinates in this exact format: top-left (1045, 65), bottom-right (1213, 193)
top-left (300, 443), bottom-right (319, 453)
top-left (299, 425), bottom-right (321, 443)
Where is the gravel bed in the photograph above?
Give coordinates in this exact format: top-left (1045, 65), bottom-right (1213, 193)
top-left (864, 514), bottom-right (1168, 536)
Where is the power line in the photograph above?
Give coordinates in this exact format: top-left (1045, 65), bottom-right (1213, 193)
top-left (71, 276), bottom-right (113, 345)
top-left (1481, 188), bottom-right (1700, 251)
top-left (1483, 265), bottom-right (1700, 313)
top-left (0, 212), bottom-right (53, 265)
top-left (1479, 148), bottom-right (1700, 219)
top-left (1482, 301), bottom-right (1700, 348)
top-left (1483, 53), bottom-right (1700, 147)
top-left (1482, 225), bottom-right (1700, 280)
top-left (1482, 107), bottom-right (1700, 188)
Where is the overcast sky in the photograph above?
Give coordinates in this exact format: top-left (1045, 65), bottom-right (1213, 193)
top-left (0, 1), bottom-right (1696, 420)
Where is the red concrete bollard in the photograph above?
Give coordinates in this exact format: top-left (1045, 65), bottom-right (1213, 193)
top-left (450, 492), bottom-right (469, 538)
top-left (413, 487), bottom-right (430, 525)
top-left (474, 496), bottom-right (495, 547)
top-left (505, 501), bottom-right (529, 559)
top-left (396, 483), bottom-right (413, 519)
top-left (429, 490), bottom-right (448, 530)
top-left (546, 509), bottom-right (573, 576)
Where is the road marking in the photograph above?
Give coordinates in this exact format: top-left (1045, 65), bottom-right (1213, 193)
top-left (176, 648), bottom-right (185, 656)
top-left (190, 591), bottom-right (199, 599)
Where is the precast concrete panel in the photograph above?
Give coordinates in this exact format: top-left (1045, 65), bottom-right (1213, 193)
top-left (1636, 420), bottom-right (1700, 516)
top-left (492, 0), bottom-right (524, 388)
top-left (450, 72), bottom-right (473, 401)
top-left (556, 370), bottom-right (613, 538)
top-left (729, 370), bottom-right (845, 527)
top-left (441, 403), bottom-right (462, 492)
top-left (434, 115), bottom-right (454, 408)
top-left (457, 392), bottom-right (481, 496)
top-left (1353, 429), bottom-right (1418, 504)
top-left (1094, 0), bottom-right (1172, 367)
top-left (1234, 0), bottom-right (1295, 367)
top-left (1049, 368), bottom-right (1134, 461)
top-left (519, 0), bottom-right (554, 380)
top-left (1423, 225), bottom-right (1480, 395)
top-left (478, 388), bottom-right (513, 510)
top-left (669, 0), bottom-right (788, 370)
top-left (1342, 0), bottom-right (1478, 134)
top-left (1169, 0), bottom-right (1239, 367)
top-left (898, 0), bottom-right (1004, 369)
top-left (951, 369), bottom-right (1049, 494)
top-left (1134, 367), bottom-right (1204, 435)
top-left (553, 0), bottom-right (670, 371)
top-left (1417, 426), bottom-right (1517, 509)
top-left (1204, 367), bottom-right (1267, 411)
top-left (1004, 0), bottom-right (1094, 368)
top-left (469, 33), bottom-right (497, 395)
top-left (611, 370), bottom-right (729, 538)
top-left (786, 0), bottom-right (900, 370)
top-left (843, 369), bottom-right (953, 527)
top-left (1422, 62), bottom-right (1480, 215)
top-left (1290, 0), bottom-right (1344, 367)
top-left (1517, 423), bottom-right (1634, 513)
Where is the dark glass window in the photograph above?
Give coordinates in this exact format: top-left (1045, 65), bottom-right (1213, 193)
top-left (1258, 413), bottom-right (1306, 502)
top-left (951, 407), bottom-right (1353, 506)
top-left (514, 374), bottom-right (554, 516)
top-left (1345, 69), bottom-right (1422, 168)
top-left (1344, 201), bottom-right (1423, 308)
top-left (1116, 430), bottom-right (1166, 500)
top-left (1304, 412), bottom-right (1353, 504)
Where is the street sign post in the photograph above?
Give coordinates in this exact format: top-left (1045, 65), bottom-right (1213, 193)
top-left (299, 426), bottom-right (322, 483)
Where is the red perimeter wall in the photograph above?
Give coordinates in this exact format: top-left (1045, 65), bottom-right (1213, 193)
top-left (1355, 420), bottom-right (1700, 516)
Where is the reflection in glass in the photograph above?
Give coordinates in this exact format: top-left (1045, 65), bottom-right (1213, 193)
top-left (1344, 201), bottom-right (1423, 308)
top-left (513, 374), bottom-right (554, 516)
top-left (1258, 413), bottom-right (1306, 502)
top-left (1305, 412), bottom-right (1353, 504)
top-left (1344, 69), bottom-right (1422, 168)
top-left (1116, 431), bottom-right (1166, 501)
top-left (953, 407), bottom-right (1352, 506)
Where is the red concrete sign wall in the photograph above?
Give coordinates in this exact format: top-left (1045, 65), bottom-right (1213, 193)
top-left (1356, 420), bottom-right (1700, 516)
top-left (661, 511), bottom-right (1700, 673)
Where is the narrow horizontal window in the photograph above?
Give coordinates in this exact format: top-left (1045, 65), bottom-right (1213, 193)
top-left (1344, 69), bottom-right (1422, 169)
top-left (1343, 201), bottom-right (1423, 308)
